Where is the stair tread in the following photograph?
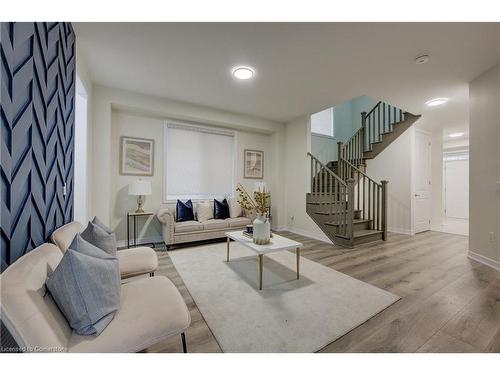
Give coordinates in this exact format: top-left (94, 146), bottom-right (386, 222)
top-left (313, 209), bottom-right (362, 215)
top-left (353, 229), bottom-right (383, 238)
top-left (325, 219), bottom-right (371, 226)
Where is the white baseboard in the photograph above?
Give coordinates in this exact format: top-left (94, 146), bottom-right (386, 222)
top-left (117, 235), bottom-right (164, 249)
top-left (388, 227), bottom-right (414, 235)
top-left (468, 251), bottom-right (500, 271)
top-left (271, 225), bottom-right (288, 232)
top-left (281, 226), bottom-right (333, 244)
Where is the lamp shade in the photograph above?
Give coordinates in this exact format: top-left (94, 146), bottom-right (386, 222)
top-left (128, 180), bottom-right (152, 196)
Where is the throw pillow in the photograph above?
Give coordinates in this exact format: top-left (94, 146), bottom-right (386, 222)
top-left (92, 216), bottom-right (113, 234)
top-left (228, 197), bottom-right (242, 218)
top-left (46, 234), bottom-right (120, 336)
top-left (81, 219), bottom-right (117, 256)
top-left (197, 201), bottom-right (213, 222)
top-left (176, 200), bottom-right (194, 222)
top-left (214, 198), bottom-right (230, 220)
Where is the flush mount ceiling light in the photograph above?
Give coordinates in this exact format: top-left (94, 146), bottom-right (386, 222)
top-left (232, 66), bottom-right (255, 80)
top-left (415, 54), bottom-right (430, 64)
top-left (449, 132), bottom-right (465, 138)
top-left (425, 97), bottom-right (449, 107)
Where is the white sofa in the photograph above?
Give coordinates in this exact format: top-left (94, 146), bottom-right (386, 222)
top-left (157, 201), bottom-right (252, 248)
top-left (51, 221), bottom-right (158, 279)
top-left (0, 243), bottom-right (190, 352)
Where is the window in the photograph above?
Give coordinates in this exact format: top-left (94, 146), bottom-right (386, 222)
top-left (164, 121), bottom-right (235, 201)
top-left (310, 107), bottom-right (334, 137)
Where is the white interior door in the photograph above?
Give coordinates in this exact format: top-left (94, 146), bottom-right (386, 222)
top-left (444, 154), bottom-right (469, 219)
top-left (413, 130), bottom-right (432, 233)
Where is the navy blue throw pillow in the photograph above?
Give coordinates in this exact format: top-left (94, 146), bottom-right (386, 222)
top-left (214, 199), bottom-right (230, 220)
top-left (176, 200), bottom-right (194, 222)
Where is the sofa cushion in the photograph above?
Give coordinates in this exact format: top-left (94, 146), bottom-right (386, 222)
top-left (81, 220), bottom-right (117, 256)
top-left (175, 220), bottom-right (204, 233)
top-left (68, 276), bottom-right (190, 352)
top-left (196, 201), bottom-right (213, 222)
top-left (0, 244), bottom-right (71, 352)
top-left (228, 197), bottom-right (242, 218)
top-left (46, 235), bottom-right (120, 336)
top-left (203, 219), bottom-right (229, 231)
top-left (214, 198), bottom-right (230, 219)
top-left (116, 247), bottom-right (158, 278)
top-left (92, 216), bottom-right (114, 234)
top-left (176, 200), bottom-right (194, 222)
top-left (226, 217), bottom-right (252, 228)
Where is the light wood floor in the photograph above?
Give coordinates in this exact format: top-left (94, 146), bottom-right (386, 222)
top-left (145, 231), bottom-right (500, 353)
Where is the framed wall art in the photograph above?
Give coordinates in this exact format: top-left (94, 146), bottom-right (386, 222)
top-left (244, 149), bottom-right (264, 179)
top-left (120, 136), bottom-right (154, 176)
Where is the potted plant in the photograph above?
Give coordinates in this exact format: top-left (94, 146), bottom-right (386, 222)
top-left (236, 183), bottom-right (271, 245)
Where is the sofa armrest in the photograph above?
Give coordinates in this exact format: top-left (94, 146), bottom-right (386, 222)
top-left (156, 209), bottom-right (174, 245)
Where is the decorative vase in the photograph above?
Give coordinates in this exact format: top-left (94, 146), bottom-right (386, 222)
top-left (253, 214), bottom-right (271, 245)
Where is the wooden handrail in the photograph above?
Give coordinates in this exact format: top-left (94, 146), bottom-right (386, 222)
top-left (339, 157), bottom-right (381, 187)
top-left (364, 101), bottom-right (382, 118)
top-left (337, 157), bottom-right (386, 233)
top-left (307, 152), bottom-right (346, 187)
top-left (340, 100), bottom-right (406, 166)
top-left (307, 152), bottom-right (352, 240)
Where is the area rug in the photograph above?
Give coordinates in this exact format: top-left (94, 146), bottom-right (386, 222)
top-left (168, 241), bottom-right (400, 352)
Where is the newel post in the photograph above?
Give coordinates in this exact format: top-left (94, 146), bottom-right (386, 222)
top-left (347, 178), bottom-right (355, 241)
top-left (361, 111), bottom-right (367, 152)
top-left (381, 180), bottom-right (388, 241)
top-left (337, 141), bottom-right (343, 178)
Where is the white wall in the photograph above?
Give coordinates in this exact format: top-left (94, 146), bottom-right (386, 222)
top-left (90, 85), bottom-right (286, 244)
top-left (74, 77), bottom-right (88, 224)
top-left (311, 134), bottom-right (337, 164)
top-left (109, 111), bottom-right (277, 243)
top-left (283, 116), bottom-right (332, 242)
top-left (469, 63), bottom-right (500, 265)
top-left (430, 129), bottom-right (444, 229)
top-left (365, 127), bottom-right (414, 234)
top-left (75, 44), bottom-right (93, 224)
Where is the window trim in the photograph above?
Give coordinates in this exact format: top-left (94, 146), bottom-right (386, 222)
top-left (162, 120), bottom-right (236, 204)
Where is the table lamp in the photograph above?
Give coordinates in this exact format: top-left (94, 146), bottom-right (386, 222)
top-left (129, 180), bottom-right (152, 213)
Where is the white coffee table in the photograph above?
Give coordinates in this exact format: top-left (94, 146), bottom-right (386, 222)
top-left (225, 231), bottom-right (303, 290)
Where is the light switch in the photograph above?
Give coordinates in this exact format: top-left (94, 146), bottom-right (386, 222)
top-left (496, 182), bottom-right (500, 192)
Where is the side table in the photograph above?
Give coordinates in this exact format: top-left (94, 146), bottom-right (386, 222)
top-left (127, 211), bottom-right (155, 248)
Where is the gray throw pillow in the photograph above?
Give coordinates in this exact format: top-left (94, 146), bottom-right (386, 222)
top-left (81, 217), bottom-right (117, 255)
top-left (46, 234), bottom-right (121, 336)
top-left (92, 216), bottom-right (113, 234)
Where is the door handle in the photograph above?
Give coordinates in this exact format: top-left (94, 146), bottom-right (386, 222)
top-left (415, 194), bottom-right (420, 197)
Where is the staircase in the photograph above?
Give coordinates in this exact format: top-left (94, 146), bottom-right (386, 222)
top-left (307, 100), bottom-right (421, 247)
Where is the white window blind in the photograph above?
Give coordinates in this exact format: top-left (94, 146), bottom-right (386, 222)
top-left (310, 107), bottom-right (334, 137)
top-left (164, 121), bottom-right (235, 201)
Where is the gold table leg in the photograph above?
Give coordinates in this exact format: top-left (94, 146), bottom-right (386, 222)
top-left (226, 237), bottom-right (230, 262)
top-left (259, 254), bottom-right (264, 290)
top-left (296, 248), bottom-right (300, 280)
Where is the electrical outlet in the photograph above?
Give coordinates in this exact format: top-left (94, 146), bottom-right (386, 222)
top-left (62, 183), bottom-right (67, 197)
top-left (489, 232), bottom-right (495, 243)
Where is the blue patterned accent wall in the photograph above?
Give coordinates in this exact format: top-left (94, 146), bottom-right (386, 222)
top-left (1, 22), bottom-right (76, 270)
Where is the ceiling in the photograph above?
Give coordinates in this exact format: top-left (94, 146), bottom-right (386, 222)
top-left (74, 23), bottom-right (500, 129)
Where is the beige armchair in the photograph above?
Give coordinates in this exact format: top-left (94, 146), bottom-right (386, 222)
top-left (51, 221), bottom-right (158, 279)
top-left (0, 243), bottom-right (190, 352)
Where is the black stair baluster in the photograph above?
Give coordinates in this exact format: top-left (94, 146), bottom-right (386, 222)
top-left (377, 104), bottom-right (381, 142)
